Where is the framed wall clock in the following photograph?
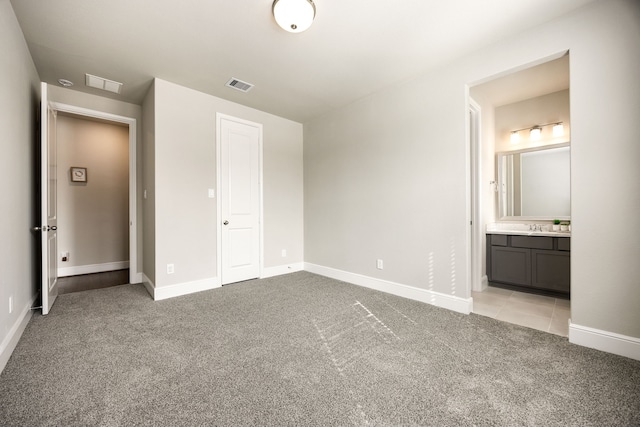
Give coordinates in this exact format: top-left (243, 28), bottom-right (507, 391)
top-left (70, 167), bottom-right (87, 182)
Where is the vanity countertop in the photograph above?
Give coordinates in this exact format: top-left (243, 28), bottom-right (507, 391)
top-left (486, 229), bottom-right (571, 237)
top-left (486, 223), bottom-right (571, 237)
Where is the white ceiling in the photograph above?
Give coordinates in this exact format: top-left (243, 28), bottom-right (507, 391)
top-left (10, 0), bottom-right (595, 123)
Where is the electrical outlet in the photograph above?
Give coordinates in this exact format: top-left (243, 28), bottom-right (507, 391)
top-left (281, 249), bottom-right (287, 258)
top-left (377, 259), bottom-right (384, 270)
top-left (167, 264), bottom-right (174, 274)
top-left (9, 296), bottom-right (13, 314)
top-left (61, 251), bottom-right (69, 262)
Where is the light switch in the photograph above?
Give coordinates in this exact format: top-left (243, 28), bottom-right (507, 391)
top-left (208, 189), bottom-right (215, 198)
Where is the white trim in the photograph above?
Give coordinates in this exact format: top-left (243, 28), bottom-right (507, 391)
top-left (480, 274), bottom-right (489, 291)
top-left (49, 101), bottom-right (139, 286)
top-left (58, 261), bottom-right (130, 277)
top-left (569, 322), bottom-right (640, 361)
top-left (261, 262), bottom-right (304, 279)
top-left (215, 115), bottom-right (222, 289)
top-left (304, 263), bottom-right (473, 315)
top-left (0, 296), bottom-right (37, 374)
top-left (215, 113), bottom-right (264, 285)
top-left (142, 273), bottom-right (155, 299)
top-left (144, 275), bottom-right (221, 301)
top-left (467, 96), bottom-right (483, 293)
top-left (131, 272), bottom-right (143, 284)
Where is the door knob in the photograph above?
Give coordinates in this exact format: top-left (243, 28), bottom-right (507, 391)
top-left (223, 220), bottom-right (229, 225)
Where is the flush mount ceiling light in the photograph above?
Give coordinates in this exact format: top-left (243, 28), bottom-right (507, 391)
top-left (272, 0), bottom-right (316, 33)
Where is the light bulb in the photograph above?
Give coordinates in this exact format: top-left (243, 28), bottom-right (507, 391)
top-left (553, 123), bottom-right (564, 137)
top-left (530, 127), bottom-right (542, 141)
top-left (510, 131), bottom-right (520, 144)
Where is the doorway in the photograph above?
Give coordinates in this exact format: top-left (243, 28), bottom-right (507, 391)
top-left (216, 114), bottom-right (263, 285)
top-left (467, 53), bottom-right (571, 336)
top-left (49, 102), bottom-right (138, 286)
top-left (55, 113), bottom-right (130, 292)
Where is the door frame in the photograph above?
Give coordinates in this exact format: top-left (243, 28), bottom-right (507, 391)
top-left (49, 101), bottom-right (139, 284)
top-left (467, 97), bottom-right (484, 293)
top-left (215, 113), bottom-right (264, 285)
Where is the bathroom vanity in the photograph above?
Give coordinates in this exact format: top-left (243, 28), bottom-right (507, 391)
top-left (486, 231), bottom-right (570, 298)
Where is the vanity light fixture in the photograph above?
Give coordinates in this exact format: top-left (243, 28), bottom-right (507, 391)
top-left (509, 122), bottom-right (565, 143)
top-left (272, 0), bottom-right (316, 33)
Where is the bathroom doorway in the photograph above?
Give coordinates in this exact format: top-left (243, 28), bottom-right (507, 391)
top-left (467, 52), bottom-right (572, 336)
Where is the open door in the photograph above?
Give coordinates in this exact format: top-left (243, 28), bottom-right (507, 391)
top-left (36, 82), bottom-right (58, 314)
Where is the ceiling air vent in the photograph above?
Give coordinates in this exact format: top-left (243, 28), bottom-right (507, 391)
top-left (85, 73), bottom-right (123, 94)
top-left (225, 78), bottom-right (254, 93)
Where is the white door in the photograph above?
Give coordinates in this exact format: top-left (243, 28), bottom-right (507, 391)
top-left (39, 83), bottom-right (58, 314)
top-left (219, 116), bottom-right (261, 285)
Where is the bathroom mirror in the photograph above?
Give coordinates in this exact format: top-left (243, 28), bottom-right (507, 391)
top-left (497, 144), bottom-right (570, 220)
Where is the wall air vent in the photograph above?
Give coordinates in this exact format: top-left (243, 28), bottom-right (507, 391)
top-left (225, 78), bottom-right (254, 93)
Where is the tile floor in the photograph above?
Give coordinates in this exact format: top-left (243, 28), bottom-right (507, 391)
top-left (472, 286), bottom-right (570, 337)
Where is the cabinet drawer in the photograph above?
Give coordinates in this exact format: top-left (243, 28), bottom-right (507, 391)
top-left (558, 238), bottom-right (571, 251)
top-left (511, 236), bottom-right (553, 250)
top-left (490, 234), bottom-right (508, 246)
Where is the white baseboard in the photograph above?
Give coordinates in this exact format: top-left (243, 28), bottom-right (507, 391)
top-left (131, 272), bottom-right (143, 284)
top-left (261, 262), bottom-right (304, 279)
top-left (143, 274), bottom-right (221, 301)
top-left (142, 273), bottom-right (155, 299)
top-left (0, 295), bottom-right (37, 374)
top-left (59, 261), bottom-right (130, 277)
top-left (481, 275), bottom-right (489, 291)
top-left (304, 263), bottom-right (472, 315)
top-left (569, 322), bottom-right (640, 361)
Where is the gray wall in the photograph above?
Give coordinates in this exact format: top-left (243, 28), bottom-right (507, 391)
top-left (0, 0), bottom-right (40, 370)
top-left (56, 115), bottom-right (129, 273)
top-left (146, 79), bottom-right (304, 289)
top-left (304, 0), bottom-right (640, 339)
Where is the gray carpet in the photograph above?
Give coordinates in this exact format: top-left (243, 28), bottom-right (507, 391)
top-left (1, 271), bottom-right (639, 426)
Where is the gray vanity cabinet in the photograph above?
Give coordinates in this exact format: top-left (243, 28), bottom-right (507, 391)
top-left (531, 250), bottom-right (570, 292)
top-left (487, 234), bottom-right (570, 297)
top-left (491, 246), bottom-right (531, 286)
